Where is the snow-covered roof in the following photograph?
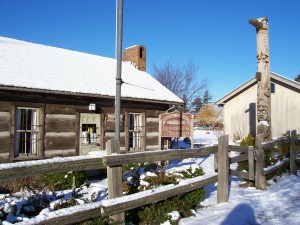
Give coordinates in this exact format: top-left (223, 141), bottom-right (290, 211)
top-left (215, 72), bottom-right (300, 105)
top-left (0, 36), bottom-right (183, 104)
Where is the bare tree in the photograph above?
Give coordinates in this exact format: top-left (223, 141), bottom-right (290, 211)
top-left (152, 60), bottom-right (208, 112)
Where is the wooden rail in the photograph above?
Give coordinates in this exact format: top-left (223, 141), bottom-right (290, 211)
top-left (0, 155), bottom-right (105, 180)
top-left (103, 146), bottom-right (218, 167)
top-left (4, 131), bottom-right (299, 224)
top-left (17, 175), bottom-right (218, 225)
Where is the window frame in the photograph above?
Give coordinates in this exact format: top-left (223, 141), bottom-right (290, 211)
top-left (12, 103), bottom-right (44, 160)
top-left (127, 111), bottom-right (145, 151)
top-left (271, 82), bottom-right (275, 94)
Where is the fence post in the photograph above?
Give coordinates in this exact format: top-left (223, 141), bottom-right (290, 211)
top-left (290, 130), bottom-right (298, 175)
top-left (248, 146), bottom-right (255, 180)
top-left (217, 135), bottom-right (229, 203)
top-left (106, 140), bottom-right (125, 223)
top-left (255, 134), bottom-right (266, 189)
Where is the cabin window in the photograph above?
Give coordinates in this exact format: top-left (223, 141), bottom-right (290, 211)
top-left (271, 83), bottom-right (275, 93)
top-left (128, 113), bottom-right (142, 150)
top-left (15, 107), bottom-right (39, 156)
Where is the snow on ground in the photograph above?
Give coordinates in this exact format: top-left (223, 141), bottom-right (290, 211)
top-left (178, 155), bottom-right (300, 225)
top-left (0, 129), bottom-right (299, 224)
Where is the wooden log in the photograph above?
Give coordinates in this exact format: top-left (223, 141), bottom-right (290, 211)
top-left (103, 146), bottom-right (218, 167)
top-left (0, 112), bottom-right (10, 132)
top-left (45, 114), bottom-right (76, 133)
top-left (16, 202), bottom-right (104, 225)
top-left (101, 175), bottom-right (218, 216)
top-left (230, 153), bottom-right (248, 164)
top-left (44, 132), bottom-right (75, 150)
top-left (106, 140), bottom-right (125, 223)
top-left (255, 134), bottom-right (266, 189)
top-left (228, 145), bottom-right (249, 153)
top-left (230, 169), bottom-right (249, 180)
top-left (18, 175), bottom-right (218, 225)
top-left (263, 158), bottom-right (289, 176)
top-left (248, 146), bottom-right (255, 180)
top-left (262, 137), bottom-right (289, 150)
top-left (290, 130), bottom-right (298, 175)
top-left (217, 135), bottom-right (229, 203)
top-left (0, 155), bottom-right (105, 180)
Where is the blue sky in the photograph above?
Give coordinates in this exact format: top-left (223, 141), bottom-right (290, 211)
top-left (1, 0), bottom-right (299, 101)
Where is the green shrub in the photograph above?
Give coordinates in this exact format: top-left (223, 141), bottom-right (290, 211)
top-left (54, 198), bottom-right (79, 210)
top-left (122, 163), bottom-right (206, 225)
top-left (40, 170), bottom-right (87, 191)
top-left (240, 133), bottom-right (255, 146)
top-left (126, 188), bottom-right (205, 225)
top-left (237, 133), bottom-right (290, 180)
top-left (176, 166), bottom-right (205, 179)
top-left (237, 134), bottom-right (255, 172)
top-left (79, 216), bottom-right (117, 225)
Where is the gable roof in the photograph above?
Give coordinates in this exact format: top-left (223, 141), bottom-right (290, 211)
top-left (0, 36), bottom-right (183, 104)
top-left (215, 72), bottom-right (300, 105)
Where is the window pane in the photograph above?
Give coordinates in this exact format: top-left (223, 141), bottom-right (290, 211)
top-left (15, 108), bottom-right (38, 156)
top-left (129, 113), bottom-right (142, 150)
top-left (271, 83), bottom-right (275, 93)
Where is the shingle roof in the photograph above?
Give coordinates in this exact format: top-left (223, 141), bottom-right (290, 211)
top-left (0, 36), bottom-right (183, 104)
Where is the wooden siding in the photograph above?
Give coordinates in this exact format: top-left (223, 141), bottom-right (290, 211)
top-left (45, 104), bottom-right (76, 114)
top-left (0, 100), bottom-right (168, 161)
top-left (0, 102), bottom-right (11, 157)
top-left (223, 80), bottom-right (300, 140)
top-left (271, 82), bottom-right (300, 137)
top-left (0, 112), bottom-right (10, 132)
top-left (45, 114), bottom-right (76, 133)
top-left (44, 149), bottom-right (76, 158)
top-left (145, 110), bottom-right (164, 150)
top-left (223, 84), bottom-right (257, 140)
top-left (44, 105), bottom-right (77, 155)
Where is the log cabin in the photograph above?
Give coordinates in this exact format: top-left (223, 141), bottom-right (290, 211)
top-left (0, 37), bottom-right (183, 162)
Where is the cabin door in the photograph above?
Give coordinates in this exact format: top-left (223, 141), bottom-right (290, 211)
top-left (79, 113), bottom-right (101, 155)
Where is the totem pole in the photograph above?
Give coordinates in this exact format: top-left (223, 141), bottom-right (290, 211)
top-left (249, 17), bottom-right (271, 141)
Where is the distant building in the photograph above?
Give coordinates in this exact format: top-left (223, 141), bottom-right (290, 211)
top-left (215, 72), bottom-right (300, 141)
top-left (0, 37), bottom-right (183, 162)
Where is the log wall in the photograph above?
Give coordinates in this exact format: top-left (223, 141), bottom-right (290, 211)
top-left (0, 100), bottom-right (167, 161)
top-left (0, 102), bottom-right (11, 161)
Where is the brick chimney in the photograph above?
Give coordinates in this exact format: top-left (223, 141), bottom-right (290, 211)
top-left (123, 45), bottom-right (146, 71)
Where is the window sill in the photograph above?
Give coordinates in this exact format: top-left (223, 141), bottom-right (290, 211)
top-left (12, 156), bottom-right (45, 161)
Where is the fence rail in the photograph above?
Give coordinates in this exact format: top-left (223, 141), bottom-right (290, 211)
top-left (0, 155), bottom-right (105, 180)
top-left (0, 131), bottom-right (298, 224)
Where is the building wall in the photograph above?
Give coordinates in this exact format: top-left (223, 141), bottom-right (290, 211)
top-left (223, 84), bottom-right (257, 141)
top-left (223, 80), bottom-right (300, 141)
top-left (0, 102), bottom-right (11, 162)
top-left (271, 81), bottom-right (300, 137)
top-left (0, 100), bottom-right (164, 162)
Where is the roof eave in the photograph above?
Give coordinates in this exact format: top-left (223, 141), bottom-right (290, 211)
top-left (0, 85), bottom-right (183, 106)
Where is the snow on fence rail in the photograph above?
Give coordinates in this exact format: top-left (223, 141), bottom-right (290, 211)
top-left (0, 155), bottom-right (106, 180)
top-left (0, 131), bottom-right (298, 224)
top-left (0, 136), bottom-right (226, 225)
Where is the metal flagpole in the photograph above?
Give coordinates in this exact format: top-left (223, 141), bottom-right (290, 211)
top-left (115, 0), bottom-right (123, 141)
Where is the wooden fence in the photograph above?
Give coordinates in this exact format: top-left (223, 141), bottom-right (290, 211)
top-left (0, 131), bottom-right (298, 224)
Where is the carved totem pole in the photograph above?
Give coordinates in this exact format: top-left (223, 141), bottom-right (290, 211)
top-left (249, 17), bottom-right (271, 141)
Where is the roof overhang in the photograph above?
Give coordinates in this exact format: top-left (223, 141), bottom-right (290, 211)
top-left (0, 85), bottom-right (184, 106)
top-left (214, 72), bottom-right (300, 106)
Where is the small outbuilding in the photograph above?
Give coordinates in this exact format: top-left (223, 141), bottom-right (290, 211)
top-left (215, 72), bottom-right (300, 141)
top-left (0, 37), bottom-right (183, 162)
